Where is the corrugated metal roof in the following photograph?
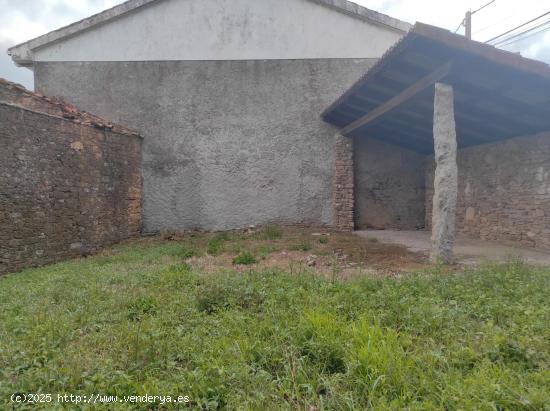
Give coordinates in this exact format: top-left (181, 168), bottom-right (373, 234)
top-left (322, 23), bottom-right (550, 153)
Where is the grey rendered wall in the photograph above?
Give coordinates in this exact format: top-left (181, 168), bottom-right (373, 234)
top-left (35, 59), bottom-right (375, 232)
top-left (354, 137), bottom-right (426, 230)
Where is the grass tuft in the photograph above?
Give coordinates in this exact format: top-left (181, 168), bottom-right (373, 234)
top-left (127, 297), bottom-right (158, 321)
top-left (232, 251), bottom-right (257, 265)
top-left (255, 225), bottom-right (284, 240)
top-left (290, 241), bottom-right (313, 251)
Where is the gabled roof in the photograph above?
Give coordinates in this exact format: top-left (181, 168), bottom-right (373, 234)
top-left (322, 23), bottom-right (550, 153)
top-left (8, 0), bottom-right (410, 67)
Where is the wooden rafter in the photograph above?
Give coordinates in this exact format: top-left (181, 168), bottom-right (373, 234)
top-left (341, 61), bottom-right (453, 136)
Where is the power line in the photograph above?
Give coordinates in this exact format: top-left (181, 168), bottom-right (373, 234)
top-left (473, 13), bottom-right (515, 35)
top-left (485, 10), bottom-right (550, 43)
top-left (472, 0), bottom-right (497, 15)
top-left (454, 18), bottom-right (465, 34)
top-left (456, 0), bottom-right (497, 38)
top-left (496, 23), bottom-right (550, 47)
top-left (491, 18), bottom-right (550, 46)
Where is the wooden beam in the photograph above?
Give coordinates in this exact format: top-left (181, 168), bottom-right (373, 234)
top-left (341, 61), bottom-right (453, 136)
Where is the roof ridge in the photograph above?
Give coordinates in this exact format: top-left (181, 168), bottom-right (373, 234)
top-left (310, 0), bottom-right (410, 32)
top-left (8, 0), bottom-right (411, 67)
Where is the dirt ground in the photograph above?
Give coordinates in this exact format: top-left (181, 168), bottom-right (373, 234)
top-left (357, 229), bottom-right (550, 267)
top-left (145, 226), bottom-right (433, 279)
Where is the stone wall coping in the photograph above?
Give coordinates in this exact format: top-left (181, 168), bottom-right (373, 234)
top-left (0, 100), bottom-right (142, 138)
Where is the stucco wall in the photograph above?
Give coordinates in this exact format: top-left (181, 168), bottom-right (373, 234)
top-left (425, 131), bottom-right (550, 249)
top-left (0, 102), bottom-right (141, 274)
top-left (355, 137), bottom-right (426, 230)
top-left (35, 59), bottom-right (375, 232)
top-left (31, 0), bottom-right (403, 62)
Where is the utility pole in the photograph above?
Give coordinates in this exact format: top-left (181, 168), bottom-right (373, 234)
top-left (465, 10), bottom-right (472, 39)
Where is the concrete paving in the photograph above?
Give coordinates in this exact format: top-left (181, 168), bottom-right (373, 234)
top-left (356, 230), bottom-right (550, 266)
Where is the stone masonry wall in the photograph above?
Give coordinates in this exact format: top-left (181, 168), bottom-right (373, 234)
top-left (0, 98), bottom-right (142, 274)
top-left (355, 137), bottom-right (426, 230)
top-left (426, 131), bottom-right (550, 249)
top-left (333, 134), bottom-right (354, 231)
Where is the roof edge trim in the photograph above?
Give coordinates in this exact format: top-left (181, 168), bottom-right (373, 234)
top-left (7, 0), bottom-right (161, 66)
top-left (8, 0), bottom-right (411, 67)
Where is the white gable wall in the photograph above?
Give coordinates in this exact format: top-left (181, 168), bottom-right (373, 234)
top-left (33, 0), bottom-right (403, 62)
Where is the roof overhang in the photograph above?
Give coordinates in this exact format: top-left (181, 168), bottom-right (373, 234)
top-left (8, 0), bottom-right (161, 67)
top-left (7, 0), bottom-right (410, 67)
top-left (322, 23), bottom-right (550, 154)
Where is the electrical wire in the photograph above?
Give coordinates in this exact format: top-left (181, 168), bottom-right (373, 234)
top-left (453, 0), bottom-right (497, 36)
top-left (472, 0), bottom-right (497, 15)
top-left (485, 10), bottom-right (550, 43)
top-left (454, 19), bottom-right (465, 34)
top-left (473, 13), bottom-right (515, 35)
top-left (496, 24), bottom-right (550, 47)
top-left (491, 18), bottom-right (550, 46)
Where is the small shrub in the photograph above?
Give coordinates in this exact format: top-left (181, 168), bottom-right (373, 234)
top-left (319, 236), bottom-right (329, 244)
top-left (196, 282), bottom-right (232, 314)
top-left (256, 225), bottom-right (283, 240)
top-left (207, 232), bottom-right (232, 256)
top-left (127, 297), bottom-right (157, 321)
top-left (256, 244), bottom-right (277, 258)
top-left (290, 241), bottom-right (313, 252)
top-left (233, 251), bottom-right (257, 265)
top-left (196, 273), bottom-right (265, 313)
top-left (168, 246), bottom-right (196, 259)
top-left (367, 237), bottom-right (379, 243)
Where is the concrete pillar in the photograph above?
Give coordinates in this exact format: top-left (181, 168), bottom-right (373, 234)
top-left (333, 134), bottom-right (354, 232)
top-left (430, 83), bottom-right (458, 263)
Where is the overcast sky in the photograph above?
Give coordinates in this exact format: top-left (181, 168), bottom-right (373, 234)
top-left (1, 0), bottom-right (549, 90)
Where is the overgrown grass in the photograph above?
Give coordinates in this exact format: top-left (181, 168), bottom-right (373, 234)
top-left (254, 225), bottom-right (283, 240)
top-left (0, 239), bottom-right (549, 410)
top-left (232, 251), bottom-right (257, 266)
top-left (290, 240), bottom-right (313, 252)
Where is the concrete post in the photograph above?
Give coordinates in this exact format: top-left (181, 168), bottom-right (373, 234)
top-left (430, 83), bottom-right (458, 263)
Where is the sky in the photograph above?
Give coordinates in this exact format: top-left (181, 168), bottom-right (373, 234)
top-left (1, 0), bottom-right (550, 90)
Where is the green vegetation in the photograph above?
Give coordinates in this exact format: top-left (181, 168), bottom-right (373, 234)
top-left (290, 240), bottom-right (313, 252)
top-left (0, 237), bottom-right (549, 410)
top-left (232, 251), bottom-right (257, 265)
top-left (168, 245), bottom-right (197, 259)
top-left (254, 225), bottom-right (284, 240)
top-left (207, 233), bottom-right (232, 256)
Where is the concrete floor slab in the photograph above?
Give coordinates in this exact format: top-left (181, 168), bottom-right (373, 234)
top-left (356, 230), bottom-right (550, 266)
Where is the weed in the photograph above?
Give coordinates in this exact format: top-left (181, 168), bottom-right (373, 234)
top-left (367, 237), bottom-right (379, 243)
top-left (232, 251), bottom-right (257, 265)
top-left (167, 245), bottom-right (196, 259)
top-left (319, 236), bottom-right (329, 244)
top-left (207, 233), bottom-right (232, 256)
top-left (255, 225), bottom-right (283, 240)
top-left (196, 273), bottom-right (265, 313)
top-left (127, 297), bottom-right (157, 321)
top-left (290, 241), bottom-right (313, 252)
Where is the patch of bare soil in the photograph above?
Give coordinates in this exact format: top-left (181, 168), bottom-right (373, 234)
top-left (179, 226), bottom-right (431, 279)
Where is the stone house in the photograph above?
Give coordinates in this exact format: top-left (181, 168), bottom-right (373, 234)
top-left (8, 0), bottom-right (410, 233)
top-left (7, 0), bottom-right (550, 262)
